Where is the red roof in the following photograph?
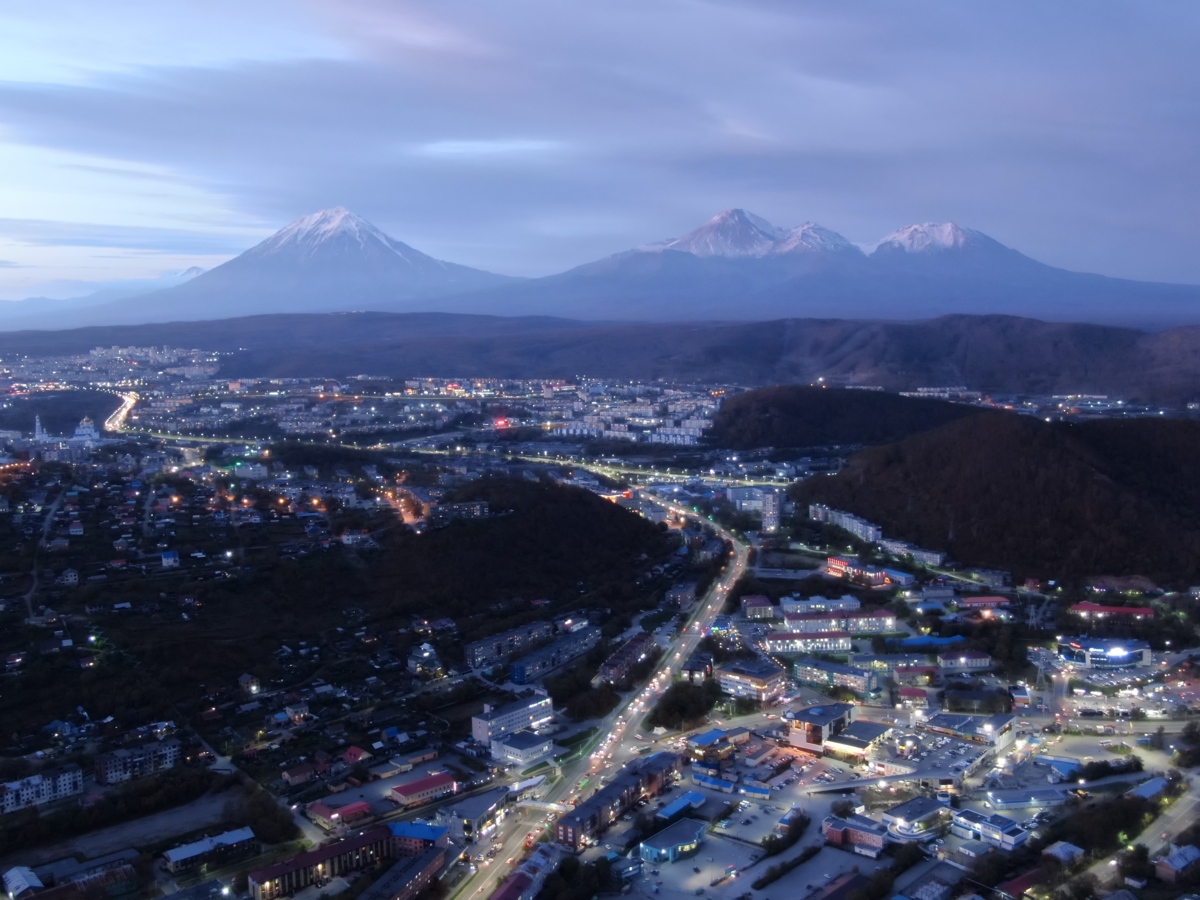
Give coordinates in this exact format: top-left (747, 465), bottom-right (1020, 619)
top-left (899, 688), bottom-right (927, 697)
top-left (343, 745), bottom-right (371, 764)
top-left (392, 771), bottom-right (455, 799)
top-left (959, 595), bottom-right (1011, 606)
top-left (1070, 601), bottom-right (1154, 618)
top-left (741, 596), bottom-right (772, 607)
top-left (896, 665), bottom-right (939, 674)
top-left (249, 825), bottom-right (390, 885)
top-left (765, 631), bottom-right (854, 641)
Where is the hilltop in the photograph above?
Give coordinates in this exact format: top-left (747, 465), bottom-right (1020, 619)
top-left (791, 414), bottom-right (1200, 583)
top-left (707, 385), bottom-right (984, 449)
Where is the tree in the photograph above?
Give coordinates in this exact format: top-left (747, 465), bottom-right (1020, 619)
top-left (831, 799), bottom-right (856, 818)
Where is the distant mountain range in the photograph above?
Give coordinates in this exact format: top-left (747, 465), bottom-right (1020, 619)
top-left (2, 311), bottom-right (1200, 403)
top-left (4, 207), bottom-right (1200, 329)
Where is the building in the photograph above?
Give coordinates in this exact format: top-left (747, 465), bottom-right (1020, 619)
top-left (0, 765), bottom-right (84, 814)
top-left (823, 721), bottom-right (892, 760)
top-left (793, 658), bottom-right (880, 698)
top-left (491, 845), bottom-right (560, 900)
top-left (407, 643), bottom-right (445, 678)
top-left (951, 809), bottom-right (1028, 851)
top-left (936, 649), bottom-right (993, 673)
top-left (821, 814), bottom-right (888, 857)
top-left (307, 800), bottom-right (372, 832)
top-left (779, 594), bottom-right (860, 615)
top-left (163, 828), bottom-right (258, 874)
top-left (763, 632), bottom-right (853, 655)
top-left (1057, 636), bottom-right (1152, 669)
top-left (666, 583), bottom-right (697, 609)
top-left (655, 791), bottom-right (706, 822)
top-left (740, 595), bottom-right (775, 619)
top-left (1156, 844), bottom-right (1200, 884)
top-left (510, 627), bottom-right (601, 684)
top-left (428, 500), bottom-right (489, 526)
top-left (1069, 601), bottom-right (1155, 621)
top-left (680, 652), bottom-right (713, 683)
top-left (596, 633), bottom-right (656, 685)
top-left (808, 505), bottom-right (882, 542)
top-left (358, 846), bottom-right (446, 900)
top-left (555, 753), bottom-right (679, 851)
top-left (248, 826), bottom-right (391, 900)
top-left (920, 713), bottom-right (1016, 749)
top-left (958, 596), bottom-right (1011, 610)
top-left (435, 787), bottom-right (510, 843)
top-left (491, 730), bottom-right (554, 766)
top-left (881, 795), bottom-right (950, 839)
top-left (1126, 776), bottom-right (1170, 802)
top-left (715, 658), bottom-right (787, 703)
top-left (386, 822), bottom-right (449, 857)
top-left (686, 729), bottom-right (739, 764)
top-left (464, 622), bottom-right (555, 669)
top-left (785, 704), bottom-right (854, 754)
top-left (638, 818), bottom-right (707, 863)
top-left (471, 692), bottom-right (554, 747)
top-left (760, 489), bottom-right (782, 533)
top-left (783, 609), bottom-right (897, 635)
top-left (391, 772), bottom-right (457, 808)
top-left (894, 665), bottom-right (939, 686)
top-left (93, 739), bottom-right (181, 784)
top-left (1042, 841), bottom-right (1085, 867)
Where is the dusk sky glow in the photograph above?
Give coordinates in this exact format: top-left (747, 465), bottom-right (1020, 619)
top-left (0, 1), bottom-right (1197, 300)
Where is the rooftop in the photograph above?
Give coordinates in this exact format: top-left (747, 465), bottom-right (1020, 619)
top-left (640, 818), bottom-right (707, 852)
top-left (788, 703), bottom-right (855, 726)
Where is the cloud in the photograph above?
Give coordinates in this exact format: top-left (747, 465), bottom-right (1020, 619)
top-left (0, 1), bottom-right (1195, 287)
top-left (0, 259), bottom-right (20, 267)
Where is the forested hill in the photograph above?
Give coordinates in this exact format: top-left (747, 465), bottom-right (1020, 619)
top-left (707, 385), bottom-right (985, 449)
top-left (790, 413), bottom-right (1200, 584)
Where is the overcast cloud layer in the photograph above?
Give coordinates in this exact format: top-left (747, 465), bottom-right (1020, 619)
top-left (0, 1), bottom-right (1197, 300)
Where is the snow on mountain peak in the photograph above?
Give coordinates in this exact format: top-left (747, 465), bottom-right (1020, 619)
top-left (774, 222), bottom-right (858, 254)
top-left (660, 208), bottom-right (786, 258)
top-left (268, 207), bottom-right (387, 246)
top-left (874, 222), bottom-right (984, 254)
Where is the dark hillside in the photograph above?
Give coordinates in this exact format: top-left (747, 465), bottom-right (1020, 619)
top-left (791, 414), bottom-right (1200, 583)
top-left (707, 385), bottom-right (983, 449)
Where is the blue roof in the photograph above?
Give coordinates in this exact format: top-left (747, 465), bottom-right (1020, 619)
top-left (693, 774), bottom-right (735, 791)
top-left (656, 791), bottom-right (705, 819)
top-left (690, 729), bottom-right (728, 747)
top-left (389, 822), bottom-right (447, 842)
top-left (899, 635), bottom-right (965, 647)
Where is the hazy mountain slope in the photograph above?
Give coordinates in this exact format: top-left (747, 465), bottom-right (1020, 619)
top-left (31, 209), bottom-right (517, 326)
top-left (2, 311), bottom-right (1200, 403)
top-left (707, 385), bottom-right (985, 449)
top-left (790, 413), bottom-right (1200, 583)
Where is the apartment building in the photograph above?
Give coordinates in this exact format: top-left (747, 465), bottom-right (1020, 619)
top-left (793, 658), bottom-right (880, 698)
top-left (0, 764), bottom-right (84, 814)
top-left (464, 622), bottom-right (555, 669)
top-left (715, 658), bottom-right (787, 703)
top-left (94, 739), bottom-right (181, 784)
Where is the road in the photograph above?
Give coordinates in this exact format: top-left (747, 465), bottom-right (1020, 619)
top-left (451, 486), bottom-right (751, 900)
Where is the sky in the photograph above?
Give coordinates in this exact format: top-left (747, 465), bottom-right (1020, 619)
top-left (0, 0), bottom-right (1197, 300)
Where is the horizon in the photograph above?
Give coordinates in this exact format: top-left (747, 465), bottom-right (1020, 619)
top-left (0, 3), bottom-right (1198, 305)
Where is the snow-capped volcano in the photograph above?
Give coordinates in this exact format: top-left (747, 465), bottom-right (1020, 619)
top-left (651, 209), bottom-right (856, 259)
top-left (65, 208), bottom-right (517, 323)
top-left (873, 222), bottom-right (990, 254)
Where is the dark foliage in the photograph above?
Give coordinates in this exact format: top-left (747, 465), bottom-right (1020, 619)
top-left (708, 385), bottom-right (979, 450)
top-left (647, 680), bottom-right (722, 730)
top-left (793, 413), bottom-right (1200, 582)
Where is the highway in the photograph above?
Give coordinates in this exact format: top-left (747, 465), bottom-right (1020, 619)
top-left (450, 484), bottom-right (751, 900)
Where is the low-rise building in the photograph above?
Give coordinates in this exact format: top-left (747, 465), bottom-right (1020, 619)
top-left (793, 658), bottom-right (880, 698)
top-left (785, 703), bottom-right (855, 754)
top-left (491, 731), bottom-right (554, 766)
top-left (881, 795), bottom-right (950, 839)
top-left (1068, 601), bottom-right (1154, 621)
top-left (1056, 636), bottom-right (1153, 669)
top-left (471, 692), bottom-right (554, 747)
top-left (666, 583), bottom-right (697, 609)
top-left (359, 846), bottom-right (446, 900)
top-left (491, 844), bottom-right (560, 900)
top-left (435, 786), bottom-right (510, 843)
top-left (638, 819), bottom-right (707, 864)
top-left (1156, 844), bottom-right (1200, 884)
top-left (780, 594), bottom-right (860, 615)
top-left (391, 772), bottom-right (457, 808)
top-left (821, 814), bottom-right (887, 857)
top-left (387, 822), bottom-right (450, 856)
top-left (920, 713), bottom-right (1016, 749)
top-left (162, 827), bottom-right (258, 874)
top-left (715, 658), bottom-right (786, 703)
top-left (951, 809), bottom-right (1027, 851)
top-left (307, 800), bottom-right (372, 832)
